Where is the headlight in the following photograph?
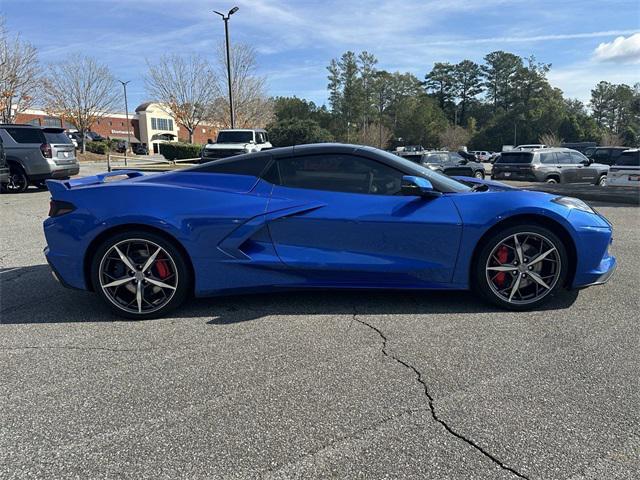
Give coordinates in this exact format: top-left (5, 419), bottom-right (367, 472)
top-left (552, 196), bottom-right (595, 214)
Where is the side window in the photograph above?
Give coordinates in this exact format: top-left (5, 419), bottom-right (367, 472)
top-left (539, 152), bottom-right (556, 164)
top-left (592, 149), bottom-right (610, 162)
top-left (570, 151), bottom-right (587, 164)
top-left (610, 149), bottom-right (625, 161)
top-left (438, 153), bottom-right (448, 163)
top-left (424, 154), bottom-right (440, 164)
top-left (274, 154), bottom-right (404, 195)
top-left (4, 127), bottom-right (45, 144)
top-left (555, 151), bottom-right (574, 164)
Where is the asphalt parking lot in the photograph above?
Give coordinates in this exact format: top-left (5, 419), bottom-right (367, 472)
top-left (1, 166), bottom-right (639, 479)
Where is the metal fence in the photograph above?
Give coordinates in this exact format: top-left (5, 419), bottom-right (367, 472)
top-left (106, 154), bottom-right (200, 172)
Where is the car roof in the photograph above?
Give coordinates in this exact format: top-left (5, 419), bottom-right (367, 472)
top-left (219, 128), bottom-right (267, 133)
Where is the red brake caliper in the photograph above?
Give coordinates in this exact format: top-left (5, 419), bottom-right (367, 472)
top-left (155, 256), bottom-right (171, 279)
top-left (495, 245), bottom-right (509, 287)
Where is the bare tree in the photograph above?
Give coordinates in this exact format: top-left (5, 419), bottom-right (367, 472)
top-left (600, 131), bottom-right (624, 146)
top-left (213, 42), bottom-right (273, 128)
top-left (438, 125), bottom-right (470, 151)
top-left (42, 56), bottom-right (120, 153)
top-left (539, 132), bottom-right (563, 147)
top-left (145, 54), bottom-right (220, 143)
top-left (0, 17), bottom-right (40, 123)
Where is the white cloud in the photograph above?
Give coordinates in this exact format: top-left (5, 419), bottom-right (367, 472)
top-left (593, 33), bottom-right (640, 63)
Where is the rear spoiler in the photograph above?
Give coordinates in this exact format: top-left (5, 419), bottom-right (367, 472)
top-left (46, 170), bottom-right (144, 195)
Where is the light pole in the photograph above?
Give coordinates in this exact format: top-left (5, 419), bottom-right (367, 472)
top-left (118, 80), bottom-right (132, 159)
top-left (214, 6), bottom-right (239, 128)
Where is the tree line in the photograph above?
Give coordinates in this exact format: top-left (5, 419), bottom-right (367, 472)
top-left (268, 50), bottom-right (640, 151)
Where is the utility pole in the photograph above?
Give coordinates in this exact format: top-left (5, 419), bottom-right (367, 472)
top-left (214, 7), bottom-right (239, 128)
top-left (118, 80), bottom-right (131, 161)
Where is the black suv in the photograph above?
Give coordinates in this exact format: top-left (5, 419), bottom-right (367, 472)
top-left (586, 147), bottom-right (628, 166)
top-left (0, 136), bottom-right (8, 190)
top-left (402, 151), bottom-right (486, 178)
top-left (491, 148), bottom-right (608, 185)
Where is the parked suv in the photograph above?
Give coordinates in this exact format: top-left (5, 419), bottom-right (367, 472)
top-left (200, 129), bottom-right (272, 162)
top-left (606, 149), bottom-right (640, 186)
top-left (491, 147), bottom-right (608, 185)
top-left (585, 146), bottom-right (628, 166)
top-left (403, 151), bottom-right (486, 178)
top-left (0, 124), bottom-right (79, 193)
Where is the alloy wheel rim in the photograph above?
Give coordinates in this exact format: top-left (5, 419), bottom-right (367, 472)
top-left (7, 172), bottom-right (27, 191)
top-left (485, 232), bottom-right (561, 305)
top-left (99, 239), bottom-right (178, 314)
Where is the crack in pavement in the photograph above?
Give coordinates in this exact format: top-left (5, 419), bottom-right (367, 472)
top-left (353, 310), bottom-right (530, 479)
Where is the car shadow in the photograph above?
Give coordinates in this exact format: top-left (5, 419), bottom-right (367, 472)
top-left (0, 264), bottom-right (579, 325)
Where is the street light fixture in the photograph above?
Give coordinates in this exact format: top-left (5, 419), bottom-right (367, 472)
top-left (214, 6), bottom-right (239, 128)
top-left (118, 80), bottom-right (132, 160)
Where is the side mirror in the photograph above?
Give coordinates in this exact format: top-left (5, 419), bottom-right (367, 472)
top-left (401, 176), bottom-right (441, 198)
top-left (580, 159), bottom-right (590, 166)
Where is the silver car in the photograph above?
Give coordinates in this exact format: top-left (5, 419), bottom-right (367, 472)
top-left (0, 124), bottom-right (79, 193)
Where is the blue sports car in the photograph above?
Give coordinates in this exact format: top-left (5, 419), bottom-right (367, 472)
top-left (44, 143), bottom-right (616, 319)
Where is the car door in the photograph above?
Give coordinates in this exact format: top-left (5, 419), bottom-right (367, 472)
top-left (554, 150), bottom-right (578, 183)
top-left (264, 152), bottom-right (463, 286)
top-left (570, 151), bottom-right (597, 183)
top-left (446, 153), bottom-right (473, 176)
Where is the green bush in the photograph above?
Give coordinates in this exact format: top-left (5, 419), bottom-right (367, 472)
top-left (159, 142), bottom-right (203, 160)
top-left (86, 141), bottom-right (108, 154)
top-left (267, 118), bottom-right (334, 147)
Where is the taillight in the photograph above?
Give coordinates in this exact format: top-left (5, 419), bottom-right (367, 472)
top-left (48, 199), bottom-right (75, 217)
top-left (40, 143), bottom-right (52, 158)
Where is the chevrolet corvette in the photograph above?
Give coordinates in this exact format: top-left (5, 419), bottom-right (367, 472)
top-left (44, 144), bottom-right (616, 319)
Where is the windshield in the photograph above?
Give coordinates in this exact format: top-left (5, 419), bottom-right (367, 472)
top-left (216, 131), bottom-right (254, 144)
top-left (497, 152), bottom-right (533, 164)
top-left (374, 149), bottom-right (472, 193)
top-left (43, 129), bottom-right (73, 144)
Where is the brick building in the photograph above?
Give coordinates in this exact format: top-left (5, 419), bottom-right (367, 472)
top-left (15, 103), bottom-right (221, 153)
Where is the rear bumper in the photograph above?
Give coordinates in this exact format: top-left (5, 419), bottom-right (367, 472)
top-left (30, 165), bottom-right (79, 181)
top-left (44, 245), bottom-right (88, 290)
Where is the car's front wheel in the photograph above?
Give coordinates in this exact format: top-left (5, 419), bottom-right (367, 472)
top-left (91, 231), bottom-right (191, 319)
top-left (474, 224), bottom-right (568, 310)
top-left (474, 170), bottom-right (485, 179)
top-left (598, 175), bottom-right (607, 187)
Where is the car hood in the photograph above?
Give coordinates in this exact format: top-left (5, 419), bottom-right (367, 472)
top-left (452, 175), bottom-right (517, 191)
top-left (205, 143), bottom-right (250, 149)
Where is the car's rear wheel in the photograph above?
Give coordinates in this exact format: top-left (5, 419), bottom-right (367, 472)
top-left (474, 224), bottom-right (568, 310)
top-left (5, 165), bottom-right (28, 193)
top-left (545, 177), bottom-right (559, 184)
top-left (474, 170), bottom-right (485, 179)
top-left (91, 231), bottom-right (191, 319)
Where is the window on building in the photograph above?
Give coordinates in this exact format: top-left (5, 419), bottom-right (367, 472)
top-left (42, 116), bottom-right (61, 127)
top-left (108, 121), bottom-right (112, 126)
top-left (26, 118), bottom-right (40, 126)
top-left (151, 118), bottom-right (173, 131)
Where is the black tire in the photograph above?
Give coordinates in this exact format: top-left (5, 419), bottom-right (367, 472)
top-left (473, 224), bottom-right (568, 311)
top-left (545, 177), bottom-right (559, 184)
top-left (34, 180), bottom-right (48, 190)
top-left (90, 230), bottom-right (191, 319)
top-left (474, 170), bottom-right (485, 179)
top-left (597, 175), bottom-right (607, 187)
top-left (5, 164), bottom-right (29, 193)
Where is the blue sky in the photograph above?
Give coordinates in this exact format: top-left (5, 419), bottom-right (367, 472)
top-left (3, 0), bottom-right (639, 111)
